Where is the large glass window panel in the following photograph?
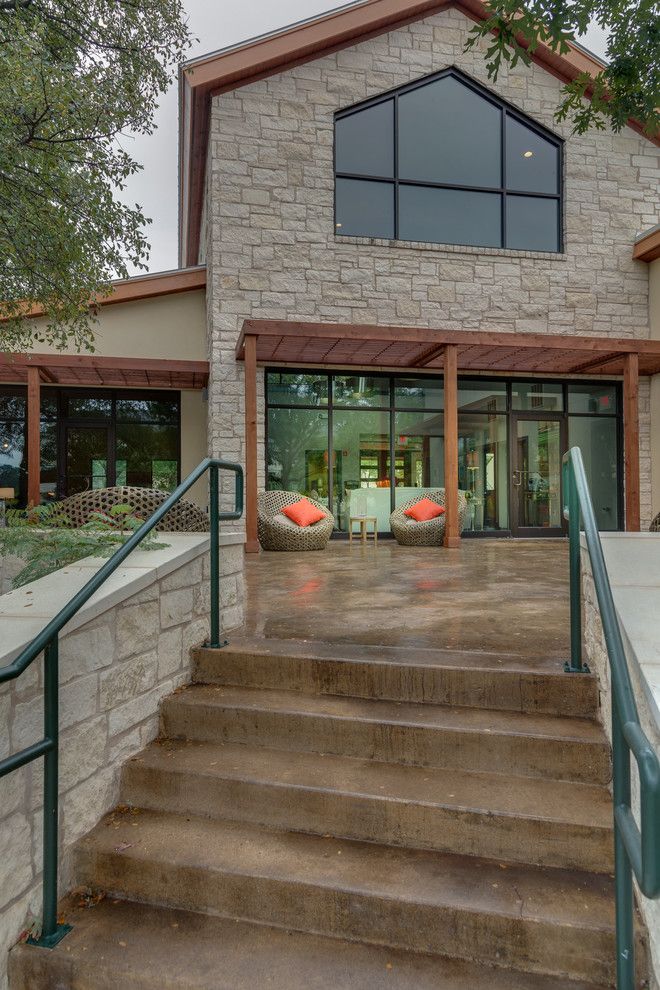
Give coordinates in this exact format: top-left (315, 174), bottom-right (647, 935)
top-left (335, 100), bottom-right (394, 177)
top-left (0, 393), bottom-right (26, 419)
top-left (394, 411), bottom-right (444, 509)
top-left (458, 379), bottom-right (507, 412)
top-left (399, 185), bottom-right (501, 248)
top-left (394, 376), bottom-right (443, 410)
top-left (398, 76), bottom-right (501, 187)
top-left (506, 195), bottom-right (559, 252)
top-left (505, 116), bottom-right (559, 194)
top-left (568, 383), bottom-right (617, 415)
top-left (569, 417), bottom-right (619, 530)
top-left (267, 373), bottom-right (328, 407)
top-left (116, 397), bottom-right (178, 424)
top-left (65, 395), bottom-right (112, 419)
top-left (332, 409), bottom-right (390, 532)
top-left (66, 427), bottom-right (108, 495)
top-left (511, 381), bottom-right (563, 412)
top-left (459, 414), bottom-right (509, 531)
top-left (333, 375), bottom-right (389, 407)
top-left (267, 408), bottom-right (329, 501)
top-left (0, 417), bottom-right (26, 504)
top-left (335, 178), bottom-right (394, 238)
top-left (39, 421), bottom-right (58, 501)
top-left (115, 424), bottom-right (178, 491)
top-left (514, 419), bottom-right (562, 529)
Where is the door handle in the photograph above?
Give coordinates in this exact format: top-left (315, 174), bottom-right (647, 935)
top-left (512, 470), bottom-right (522, 487)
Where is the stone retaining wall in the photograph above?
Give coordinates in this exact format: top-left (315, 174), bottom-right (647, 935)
top-left (0, 533), bottom-right (244, 990)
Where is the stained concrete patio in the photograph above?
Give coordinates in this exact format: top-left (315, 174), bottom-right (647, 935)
top-left (242, 540), bottom-right (570, 662)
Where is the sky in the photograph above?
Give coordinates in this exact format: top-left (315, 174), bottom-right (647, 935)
top-left (119, 1), bottom-right (609, 276)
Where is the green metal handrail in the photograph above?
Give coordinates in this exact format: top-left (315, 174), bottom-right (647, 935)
top-left (0, 458), bottom-right (243, 948)
top-left (563, 446), bottom-right (660, 989)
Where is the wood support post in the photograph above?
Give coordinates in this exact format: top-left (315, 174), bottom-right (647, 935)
top-left (27, 367), bottom-right (41, 508)
top-left (623, 351), bottom-right (640, 531)
top-left (443, 344), bottom-right (460, 548)
top-left (244, 334), bottom-right (260, 553)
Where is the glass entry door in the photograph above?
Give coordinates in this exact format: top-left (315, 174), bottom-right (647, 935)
top-left (512, 417), bottom-right (564, 536)
top-left (64, 426), bottom-right (111, 496)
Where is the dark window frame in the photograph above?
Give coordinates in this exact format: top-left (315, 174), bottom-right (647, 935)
top-left (334, 67), bottom-right (563, 253)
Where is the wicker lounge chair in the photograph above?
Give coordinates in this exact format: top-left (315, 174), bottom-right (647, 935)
top-left (389, 489), bottom-right (468, 546)
top-left (57, 486), bottom-right (209, 532)
top-left (258, 490), bottom-right (334, 551)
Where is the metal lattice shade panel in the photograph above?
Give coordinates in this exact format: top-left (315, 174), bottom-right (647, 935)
top-left (57, 486), bottom-right (209, 532)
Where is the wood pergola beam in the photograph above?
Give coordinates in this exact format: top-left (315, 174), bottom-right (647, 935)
top-left (26, 366), bottom-right (40, 508)
top-left (623, 352), bottom-right (640, 531)
top-left (244, 334), bottom-right (259, 553)
top-left (443, 344), bottom-right (460, 549)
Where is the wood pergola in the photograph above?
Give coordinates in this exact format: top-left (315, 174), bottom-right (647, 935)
top-left (0, 352), bottom-right (209, 507)
top-left (236, 320), bottom-right (660, 551)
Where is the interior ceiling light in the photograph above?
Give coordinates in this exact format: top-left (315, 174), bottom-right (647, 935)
top-left (523, 150), bottom-right (534, 158)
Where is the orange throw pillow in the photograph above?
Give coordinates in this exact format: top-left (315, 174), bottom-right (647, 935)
top-left (281, 497), bottom-right (327, 527)
top-left (404, 497), bottom-right (445, 522)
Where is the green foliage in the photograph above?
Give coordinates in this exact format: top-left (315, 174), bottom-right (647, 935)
top-left (0, 0), bottom-right (191, 352)
top-left (465, 0), bottom-right (659, 137)
top-left (0, 501), bottom-right (167, 587)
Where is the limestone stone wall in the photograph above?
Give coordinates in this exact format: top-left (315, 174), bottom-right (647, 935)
top-left (206, 5), bottom-right (659, 526)
top-left (0, 537), bottom-right (244, 990)
top-left (582, 547), bottom-right (660, 988)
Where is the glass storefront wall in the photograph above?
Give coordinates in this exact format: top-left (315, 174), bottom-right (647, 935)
top-left (266, 372), bottom-right (623, 536)
top-left (0, 387), bottom-right (180, 507)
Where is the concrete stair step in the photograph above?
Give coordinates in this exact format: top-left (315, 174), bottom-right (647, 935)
top-left (121, 739), bottom-right (613, 872)
top-left (8, 897), bottom-right (609, 990)
top-left (162, 683), bottom-right (610, 784)
top-left (74, 808), bottom-right (616, 985)
top-left (194, 637), bottom-right (598, 717)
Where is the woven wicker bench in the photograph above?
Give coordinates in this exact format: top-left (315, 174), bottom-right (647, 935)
top-left (57, 486), bottom-right (209, 533)
top-left (389, 489), bottom-right (468, 546)
top-left (258, 491), bottom-right (334, 551)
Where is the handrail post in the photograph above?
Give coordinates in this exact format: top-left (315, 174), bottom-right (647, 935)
top-left (208, 463), bottom-right (224, 649)
top-left (564, 458), bottom-right (586, 673)
top-left (613, 708), bottom-right (635, 989)
top-left (32, 636), bottom-right (70, 948)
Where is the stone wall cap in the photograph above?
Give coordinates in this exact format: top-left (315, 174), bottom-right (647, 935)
top-left (0, 531), bottom-right (243, 667)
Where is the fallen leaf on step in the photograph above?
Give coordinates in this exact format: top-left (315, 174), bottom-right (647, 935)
top-left (114, 842), bottom-right (133, 853)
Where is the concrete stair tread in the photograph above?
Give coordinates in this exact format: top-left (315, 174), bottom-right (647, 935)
top-left (79, 807), bottom-right (614, 932)
top-left (132, 738), bottom-right (613, 830)
top-left (169, 683), bottom-right (606, 744)
top-left (200, 636), bottom-right (576, 674)
top-left (8, 897), bottom-right (608, 990)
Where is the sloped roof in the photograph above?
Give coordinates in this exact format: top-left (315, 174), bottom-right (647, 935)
top-left (178, 0), bottom-right (653, 267)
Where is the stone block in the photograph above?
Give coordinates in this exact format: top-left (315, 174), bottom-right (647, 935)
top-left (0, 813), bottom-right (33, 911)
top-left (160, 588), bottom-right (194, 629)
top-left (60, 619), bottom-right (115, 683)
top-left (160, 558), bottom-right (202, 592)
top-left (60, 674), bottom-right (98, 731)
top-left (157, 627), bottom-right (184, 680)
top-left (116, 601), bottom-right (159, 660)
top-left (59, 715), bottom-right (108, 792)
top-left (99, 653), bottom-right (158, 710)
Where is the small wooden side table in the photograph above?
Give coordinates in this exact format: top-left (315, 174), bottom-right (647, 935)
top-left (349, 515), bottom-right (378, 544)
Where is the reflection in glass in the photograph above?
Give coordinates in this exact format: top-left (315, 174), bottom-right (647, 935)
top-left (569, 417), bottom-right (618, 530)
top-left (394, 376), bottom-right (443, 410)
top-left (116, 397), bottom-right (178, 423)
top-left (333, 376), bottom-right (389, 407)
top-left (394, 411), bottom-right (444, 508)
top-left (459, 414), bottom-right (508, 531)
top-left (506, 196), bottom-right (559, 252)
top-left (515, 419), bottom-right (562, 529)
top-left (335, 100), bottom-right (394, 177)
top-left (511, 381), bottom-right (563, 412)
top-left (0, 394), bottom-right (26, 419)
top-left (335, 178), bottom-right (394, 239)
top-left (399, 185), bottom-right (501, 248)
top-left (66, 427), bottom-right (108, 495)
top-left (332, 409), bottom-right (390, 532)
top-left (65, 395), bottom-right (112, 419)
top-left (267, 408), bottom-right (329, 500)
top-left (0, 416), bottom-right (26, 503)
top-left (398, 76), bottom-right (501, 187)
top-left (505, 116), bottom-right (558, 194)
top-left (267, 373), bottom-right (328, 407)
top-left (40, 422), bottom-right (58, 500)
top-left (568, 383), bottom-right (617, 415)
top-left (458, 379), bottom-right (507, 412)
top-left (116, 424), bottom-right (178, 491)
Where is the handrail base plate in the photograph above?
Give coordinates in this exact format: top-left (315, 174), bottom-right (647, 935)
top-left (28, 924), bottom-right (72, 950)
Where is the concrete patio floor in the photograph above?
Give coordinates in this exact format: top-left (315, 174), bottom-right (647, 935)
top-left (241, 539), bottom-right (570, 661)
